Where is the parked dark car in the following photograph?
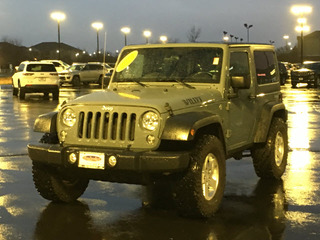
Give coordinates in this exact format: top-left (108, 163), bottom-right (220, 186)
top-left (278, 62), bottom-right (288, 85)
top-left (291, 61), bottom-right (320, 88)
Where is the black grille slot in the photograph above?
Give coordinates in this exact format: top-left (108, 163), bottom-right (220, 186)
top-left (77, 111), bottom-right (136, 141)
top-left (94, 112), bottom-right (101, 139)
top-left (120, 113), bottom-right (127, 140)
top-left (129, 114), bottom-right (136, 141)
top-left (102, 112), bottom-right (110, 139)
top-left (111, 113), bottom-right (118, 140)
top-left (86, 112), bottom-right (93, 138)
top-left (78, 112), bottom-right (84, 138)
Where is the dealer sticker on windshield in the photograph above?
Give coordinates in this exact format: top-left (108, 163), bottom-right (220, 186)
top-left (79, 152), bottom-right (105, 169)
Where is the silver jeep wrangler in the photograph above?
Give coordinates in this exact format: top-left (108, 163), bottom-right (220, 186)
top-left (28, 43), bottom-right (288, 218)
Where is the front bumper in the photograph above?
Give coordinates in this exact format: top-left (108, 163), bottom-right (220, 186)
top-left (27, 143), bottom-right (190, 173)
top-left (59, 76), bottom-right (72, 83)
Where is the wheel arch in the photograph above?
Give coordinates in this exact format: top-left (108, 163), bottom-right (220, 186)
top-left (33, 111), bottom-right (58, 133)
top-left (72, 74), bottom-right (80, 80)
top-left (254, 102), bottom-right (287, 143)
top-left (161, 112), bottom-right (226, 150)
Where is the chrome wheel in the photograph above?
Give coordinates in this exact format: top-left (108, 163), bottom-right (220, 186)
top-left (202, 153), bottom-right (219, 201)
top-left (275, 131), bottom-right (285, 167)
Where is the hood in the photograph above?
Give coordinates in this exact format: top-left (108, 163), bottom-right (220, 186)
top-left (67, 86), bottom-right (222, 114)
top-left (293, 68), bottom-right (314, 73)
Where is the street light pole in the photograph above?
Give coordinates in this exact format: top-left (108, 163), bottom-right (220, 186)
top-left (92, 22), bottom-right (103, 60)
top-left (296, 18), bottom-right (309, 65)
top-left (121, 27), bottom-right (131, 46)
top-left (244, 23), bottom-right (253, 42)
top-left (50, 11), bottom-right (66, 60)
top-left (291, 5), bottom-right (312, 64)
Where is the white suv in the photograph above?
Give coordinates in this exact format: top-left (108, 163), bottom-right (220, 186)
top-left (40, 60), bottom-right (70, 73)
top-left (12, 61), bottom-right (59, 100)
top-left (60, 62), bottom-right (108, 86)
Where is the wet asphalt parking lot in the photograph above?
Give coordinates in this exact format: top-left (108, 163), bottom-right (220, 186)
top-left (0, 82), bottom-right (319, 240)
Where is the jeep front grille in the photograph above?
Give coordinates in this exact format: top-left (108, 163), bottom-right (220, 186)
top-left (78, 111), bottom-right (137, 141)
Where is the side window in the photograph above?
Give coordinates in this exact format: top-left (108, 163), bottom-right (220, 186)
top-left (89, 65), bottom-right (98, 70)
top-left (18, 64), bottom-right (25, 72)
top-left (83, 65), bottom-right (90, 70)
top-left (230, 52), bottom-right (250, 77)
top-left (254, 51), bottom-right (277, 85)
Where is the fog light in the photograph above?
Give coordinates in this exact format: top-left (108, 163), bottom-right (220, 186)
top-left (69, 153), bottom-right (77, 164)
top-left (146, 135), bottom-right (156, 145)
top-left (108, 156), bottom-right (117, 167)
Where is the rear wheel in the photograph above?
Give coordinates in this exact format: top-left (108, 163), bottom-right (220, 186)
top-left (252, 118), bottom-right (288, 179)
top-left (18, 82), bottom-right (25, 100)
top-left (173, 135), bottom-right (226, 218)
top-left (12, 87), bottom-right (18, 96)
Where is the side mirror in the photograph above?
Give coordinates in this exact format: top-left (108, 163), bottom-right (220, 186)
top-left (231, 75), bottom-right (251, 89)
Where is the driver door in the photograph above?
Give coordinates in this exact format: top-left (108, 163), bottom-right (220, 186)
top-left (227, 50), bottom-right (257, 151)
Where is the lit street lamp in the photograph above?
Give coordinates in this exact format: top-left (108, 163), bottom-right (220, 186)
top-left (160, 35), bottom-right (168, 44)
top-left (91, 22), bottom-right (103, 59)
top-left (121, 27), bottom-right (131, 46)
top-left (291, 5), bottom-right (312, 64)
top-left (50, 11), bottom-right (66, 60)
top-left (291, 5), bottom-right (312, 15)
top-left (143, 30), bottom-right (152, 44)
top-left (222, 31), bottom-right (229, 42)
top-left (244, 23), bottom-right (253, 42)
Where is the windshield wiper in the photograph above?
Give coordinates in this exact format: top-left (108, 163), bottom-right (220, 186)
top-left (168, 78), bottom-right (195, 89)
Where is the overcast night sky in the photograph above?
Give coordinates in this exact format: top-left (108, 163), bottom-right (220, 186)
top-left (0, 0), bottom-right (319, 53)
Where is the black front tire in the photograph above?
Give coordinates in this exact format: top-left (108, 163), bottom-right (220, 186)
top-left (52, 89), bottom-right (59, 100)
top-left (98, 75), bottom-right (103, 85)
top-left (72, 76), bottom-right (80, 87)
top-left (32, 162), bottom-right (89, 202)
top-left (173, 135), bottom-right (226, 218)
top-left (314, 76), bottom-right (319, 88)
top-left (252, 118), bottom-right (288, 179)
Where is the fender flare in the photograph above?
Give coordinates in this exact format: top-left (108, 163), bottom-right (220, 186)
top-left (161, 112), bottom-right (223, 141)
top-left (33, 111), bottom-right (58, 133)
top-left (254, 102), bottom-right (287, 143)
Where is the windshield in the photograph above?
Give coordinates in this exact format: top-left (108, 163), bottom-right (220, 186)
top-left (26, 64), bottom-right (56, 72)
top-left (113, 47), bottom-right (223, 84)
top-left (69, 64), bottom-right (84, 71)
top-left (302, 62), bottom-right (320, 71)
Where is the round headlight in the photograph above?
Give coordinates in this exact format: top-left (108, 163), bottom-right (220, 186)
top-left (141, 111), bottom-right (159, 131)
top-left (62, 108), bottom-right (77, 127)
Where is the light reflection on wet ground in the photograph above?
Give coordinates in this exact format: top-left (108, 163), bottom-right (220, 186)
top-left (0, 84), bottom-right (319, 239)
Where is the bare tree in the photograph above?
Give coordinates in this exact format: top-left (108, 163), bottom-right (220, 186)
top-left (187, 26), bottom-right (201, 42)
top-left (1, 36), bottom-right (23, 46)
